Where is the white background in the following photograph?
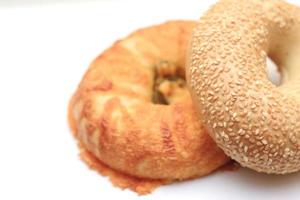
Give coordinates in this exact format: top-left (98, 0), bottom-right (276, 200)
top-left (0, 0), bottom-right (300, 199)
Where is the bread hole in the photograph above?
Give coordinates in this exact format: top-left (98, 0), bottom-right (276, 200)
top-left (152, 61), bottom-right (187, 105)
top-left (267, 57), bottom-right (281, 86)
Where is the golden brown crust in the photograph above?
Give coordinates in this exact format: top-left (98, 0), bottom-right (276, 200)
top-left (187, 0), bottom-right (300, 174)
top-left (68, 20), bottom-right (229, 190)
top-left (79, 143), bottom-right (166, 195)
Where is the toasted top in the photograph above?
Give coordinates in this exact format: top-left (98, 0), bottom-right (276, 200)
top-left (69, 20), bottom-right (228, 186)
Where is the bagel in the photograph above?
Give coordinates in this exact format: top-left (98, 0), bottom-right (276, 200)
top-left (187, 0), bottom-right (300, 174)
top-left (68, 20), bottom-right (229, 193)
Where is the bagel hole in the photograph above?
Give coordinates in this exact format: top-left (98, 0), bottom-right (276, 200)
top-left (152, 60), bottom-right (187, 105)
top-left (267, 57), bottom-right (281, 86)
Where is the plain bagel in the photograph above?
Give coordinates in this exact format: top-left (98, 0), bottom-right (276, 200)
top-left (187, 0), bottom-right (300, 174)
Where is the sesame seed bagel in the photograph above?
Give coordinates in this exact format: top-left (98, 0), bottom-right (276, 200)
top-left (69, 20), bottom-right (229, 183)
top-left (187, 0), bottom-right (300, 174)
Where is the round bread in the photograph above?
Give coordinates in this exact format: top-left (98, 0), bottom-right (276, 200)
top-left (69, 20), bottom-right (229, 182)
top-left (187, 0), bottom-right (300, 174)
